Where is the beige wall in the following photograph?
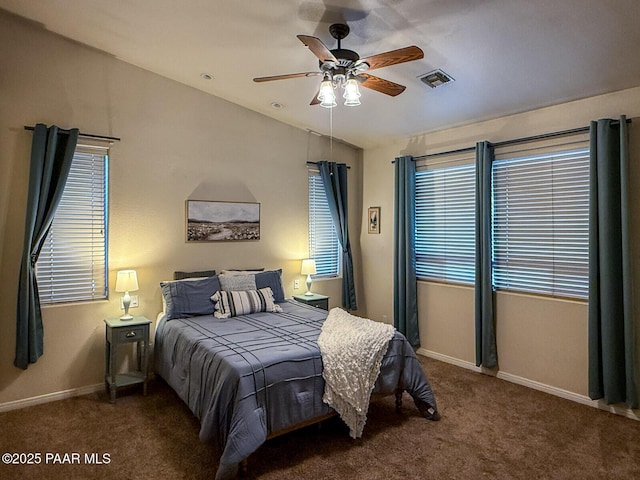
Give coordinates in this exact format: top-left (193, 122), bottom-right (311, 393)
top-left (0, 11), bottom-right (363, 405)
top-left (362, 86), bottom-right (640, 402)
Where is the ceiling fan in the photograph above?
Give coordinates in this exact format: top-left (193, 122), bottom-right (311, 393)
top-left (253, 23), bottom-right (424, 107)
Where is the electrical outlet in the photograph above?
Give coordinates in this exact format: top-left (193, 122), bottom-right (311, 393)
top-left (294, 279), bottom-right (300, 290)
top-left (120, 295), bottom-right (140, 309)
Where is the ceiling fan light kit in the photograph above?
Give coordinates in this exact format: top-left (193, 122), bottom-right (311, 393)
top-left (343, 74), bottom-right (361, 106)
top-left (318, 73), bottom-right (338, 108)
top-left (317, 72), bottom-right (361, 108)
top-left (253, 23), bottom-right (424, 108)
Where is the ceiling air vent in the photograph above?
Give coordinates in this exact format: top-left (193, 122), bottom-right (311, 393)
top-left (419, 69), bottom-right (454, 88)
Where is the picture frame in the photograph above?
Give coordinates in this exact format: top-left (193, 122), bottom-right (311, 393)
top-left (368, 206), bottom-right (380, 234)
top-left (186, 200), bottom-right (260, 242)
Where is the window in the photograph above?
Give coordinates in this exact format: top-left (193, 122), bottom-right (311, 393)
top-left (415, 158), bottom-right (476, 284)
top-left (492, 148), bottom-right (590, 299)
top-left (36, 145), bottom-right (109, 304)
top-left (308, 170), bottom-right (340, 277)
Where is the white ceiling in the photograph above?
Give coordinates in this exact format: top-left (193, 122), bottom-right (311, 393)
top-left (2, 0), bottom-right (640, 149)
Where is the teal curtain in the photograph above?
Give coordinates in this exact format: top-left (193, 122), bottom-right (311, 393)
top-left (15, 124), bottom-right (79, 369)
top-left (588, 116), bottom-right (638, 408)
top-left (393, 156), bottom-right (419, 347)
top-left (475, 141), bottom-right (497, 368)
top-left (318, 161), bottom-right (357, 310)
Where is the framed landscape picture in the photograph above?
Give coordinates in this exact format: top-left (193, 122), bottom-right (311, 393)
top-left (186, 200), bottom-right (260, 242)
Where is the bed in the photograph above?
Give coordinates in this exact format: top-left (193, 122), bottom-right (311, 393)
top-left (154, 270), bottom-right (438, 479)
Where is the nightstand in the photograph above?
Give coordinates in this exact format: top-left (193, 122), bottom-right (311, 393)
top-left (104, 316), bottom-right (151, 403)
top-left (292, 293), bottom-right (329, 311)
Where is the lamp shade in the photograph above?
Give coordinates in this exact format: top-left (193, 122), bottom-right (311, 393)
top-left (115, 270), bottom-right (139, 292)
top-left (300, 259), bottom-right (317, 275)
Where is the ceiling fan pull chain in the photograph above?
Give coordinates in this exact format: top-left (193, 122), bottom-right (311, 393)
top-left (330, 106), bottom-right (334, 161)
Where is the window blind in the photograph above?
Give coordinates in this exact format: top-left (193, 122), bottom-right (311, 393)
top-left (415, 161), bottom-right (476, 284)
top-left (308, 171), bottom-right (340, 277)
top-left (36, 146), bottom-right (109, 303)
top-left (491, 148), bottom-right (589, 299)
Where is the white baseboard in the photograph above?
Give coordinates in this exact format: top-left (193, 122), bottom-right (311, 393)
top-left (0, 383), bottom-right (104, 413)
top-left (417, 348), bottom-right (481, 373)
top-left (2, 351), bottom-right (638, 422)
top-left (417, 348), bottom-right (639, 422)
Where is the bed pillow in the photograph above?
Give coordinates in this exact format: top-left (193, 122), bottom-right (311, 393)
top-left (160, 275), bottom-right (221, 320)
top-left (219, 274), bottom-right (257, 291)
top-left (255, 269), bottom-right (285, 303)
top-left (173, 269), bottom-right (216, 280)
top-left (218, 269), bottom-right (285, 302)
top-left (211, 287), bottom-right (283, 318)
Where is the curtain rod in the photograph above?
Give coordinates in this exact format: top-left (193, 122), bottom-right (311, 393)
top-left (24, 125), bottom-right (121, 142)
top-left (406, 118), bottom-right (631, 162)
top-left (306, 161), bottom-right (351, 169)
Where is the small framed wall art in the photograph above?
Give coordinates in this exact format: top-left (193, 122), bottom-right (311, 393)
top-left (186, 200), bottom-right (260, 242)
top-left (368, 206), bottom-right (380, 234)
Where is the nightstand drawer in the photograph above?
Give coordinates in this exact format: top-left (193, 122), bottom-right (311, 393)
top-left (307, 298), bottom-right (328, 309)
top-left (292, 294), bottom-right (329, 311)
top-left (114, 326), bottom-right (147, 343)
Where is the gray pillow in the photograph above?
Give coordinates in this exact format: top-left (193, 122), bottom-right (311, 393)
top-left (219, 274), bottom-right (257, 291)
top-left (160, 275), bottom-right (221, 320)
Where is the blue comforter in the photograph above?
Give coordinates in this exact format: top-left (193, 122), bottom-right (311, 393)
top-left (154, 300), bottom-right (437, 479)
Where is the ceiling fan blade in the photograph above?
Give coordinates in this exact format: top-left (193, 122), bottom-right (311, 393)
top-left (359, 46), bottom-right (424, 71)
top-left (358, 73), bottom-right (406, 96)
top-left (253, 72), bottom-right (321, 82)
top-left (310, 91), bottom-right (320, 106)
top-left (297, 34), bottom-right (338, 64)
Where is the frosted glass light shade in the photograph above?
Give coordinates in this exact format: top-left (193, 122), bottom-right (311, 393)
top-left (343, 77), bottom-right (361, 106)
top-left (317, 76), bottom-right (337, 108)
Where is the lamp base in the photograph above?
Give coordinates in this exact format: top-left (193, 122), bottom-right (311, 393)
top-left (304, 275), bottom-right (313, 296)
top-left (120, 293), bottom-right (133, 320)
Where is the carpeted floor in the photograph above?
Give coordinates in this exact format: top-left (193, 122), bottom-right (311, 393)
top-left (1, 356), bottom-right (639, 480)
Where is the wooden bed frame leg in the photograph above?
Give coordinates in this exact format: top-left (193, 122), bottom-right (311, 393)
top-left (239, 458), bottom-right (248, 476)
top-left (395, 389), bottom-right (403, 414)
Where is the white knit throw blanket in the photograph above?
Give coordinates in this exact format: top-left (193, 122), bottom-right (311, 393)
top-left (317, 308), bottom-right (396, 438)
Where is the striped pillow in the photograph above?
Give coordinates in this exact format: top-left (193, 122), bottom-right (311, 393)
top-left (211, 287), bottom-right (283, 319)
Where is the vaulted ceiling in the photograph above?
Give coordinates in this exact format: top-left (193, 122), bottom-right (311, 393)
top-left (2, 0), bottom-right (640, 148)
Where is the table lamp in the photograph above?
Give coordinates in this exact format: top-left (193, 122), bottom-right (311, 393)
top-left (115, 269), bottom-right (139, 320)
top-left (300, 259), bottom-right (317, 296)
